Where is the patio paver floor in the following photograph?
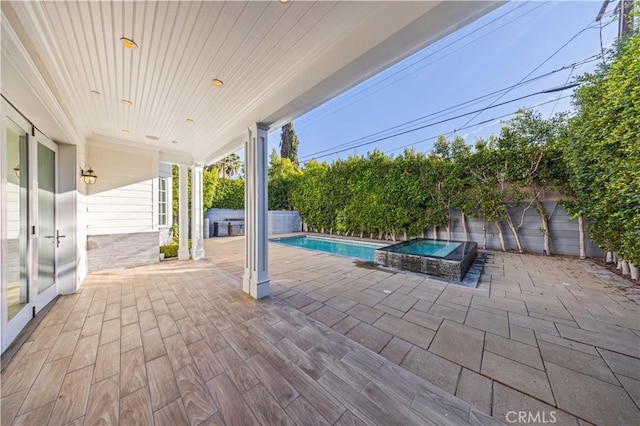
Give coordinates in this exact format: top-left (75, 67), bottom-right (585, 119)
top-left (1, 259), bottom-right (488, 425)
top-left (209, 235), bottom-right (640, 425)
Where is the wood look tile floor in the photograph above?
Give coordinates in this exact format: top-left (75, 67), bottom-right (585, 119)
top-left (208, 236), bottom-right (640, 426)
top-left (1, 260), bottom-right (492, 426)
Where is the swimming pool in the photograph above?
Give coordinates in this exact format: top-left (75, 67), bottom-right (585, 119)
top-left (272, 235), bottom-right (478, 282)
top-left (385, 239), bottom-right (460, 258)
top-left (270, 235), bottom-right (386, 261)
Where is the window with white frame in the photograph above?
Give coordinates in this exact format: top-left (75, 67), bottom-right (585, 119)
top-left (158, 178), bottom-right (168, 227)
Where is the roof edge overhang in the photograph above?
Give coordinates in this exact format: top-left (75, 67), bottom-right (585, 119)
top-left (197, 0), bottom-right (504, 163)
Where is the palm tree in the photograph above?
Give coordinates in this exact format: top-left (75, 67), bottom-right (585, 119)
top-left (225, 153), bottom-right (241, 178)
top-left (213, 153), bottom-right (242, 178)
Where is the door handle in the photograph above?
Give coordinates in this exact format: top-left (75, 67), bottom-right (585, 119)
top-left (55, 230), bottom-right (66, 248)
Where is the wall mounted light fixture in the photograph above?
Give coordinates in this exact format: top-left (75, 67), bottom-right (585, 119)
top-left (81, 167), bottom-right (97, 185)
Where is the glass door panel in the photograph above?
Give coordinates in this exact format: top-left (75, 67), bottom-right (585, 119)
top-left (5, 118), bottom-right (29, 322)
top-left (37, 143), bottom-right (56, 293)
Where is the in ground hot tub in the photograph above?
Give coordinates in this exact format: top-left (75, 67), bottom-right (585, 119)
top-left (374, 238), bottom-right (477, 281)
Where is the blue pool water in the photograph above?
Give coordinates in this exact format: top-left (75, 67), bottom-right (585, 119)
top-left (388, 240), bottom-right (460, 258)
top-left (270, 236), bottom-right (385, 261)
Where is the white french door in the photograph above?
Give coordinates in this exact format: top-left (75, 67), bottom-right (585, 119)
top-left (1, 100), bottom-right (59, 352)
top-left (33, 132), bottom-right (59, 311)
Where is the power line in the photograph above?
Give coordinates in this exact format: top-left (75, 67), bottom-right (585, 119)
top-left (297, 8), bottom-right (618, 164)
top-left (383, 94), bottom-right (573, 156)
top-left (548, 67), bottom-right (575, 118)
top-left (295, 1), bottom-right (549, 130)
top-left (297, 54), bottom-right (600, 161)
top-left (456, 13), bottom-right (617, 132)
top-left (300, 85), bottom-right (577, 162)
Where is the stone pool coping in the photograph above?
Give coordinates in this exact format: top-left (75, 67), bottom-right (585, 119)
top-left (374, 239), bottom-right (478, 281)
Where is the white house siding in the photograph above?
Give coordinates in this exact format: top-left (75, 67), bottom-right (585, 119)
top-left (76, 190), bottom-right (88, 282)
top-left (86, 144), bottom-right (154, 234)
top-left (85, 144), bottom-right (159, 271)
top-left (6, 182), bottom-right (20, 284)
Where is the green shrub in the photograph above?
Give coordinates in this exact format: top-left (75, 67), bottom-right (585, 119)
top-left (160, 244), bottom-right (178, 258)
top-left (160, 241), bottom-right (192, 258)
top-left (212, 178), bottom-right (244, 209)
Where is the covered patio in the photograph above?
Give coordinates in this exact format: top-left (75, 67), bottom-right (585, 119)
top-left (1, 0), bottom-right (502, 354)
top-left (4, 1), bottom-right (638, 425)
top-left (3, 239), bottom-right (639, 425)
top-left (0, 258), bottom-right (488, 426)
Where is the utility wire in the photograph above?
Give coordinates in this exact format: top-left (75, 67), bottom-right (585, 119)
top-left (456, 13), bottom-right (617, 132)
top-left (382, 94), bottom-right (574, 156)
top-left (300, 85), bottom-right (577, 162)
top-left (297, 11), bottom-right (617, 163)
top-left (297, 54), bottom-right (600, 161)
top-left (548, 67), bottom-right (575, 118)
top-left (296, 1), bottom-right (548, 130)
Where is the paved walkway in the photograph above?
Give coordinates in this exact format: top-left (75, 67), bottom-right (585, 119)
top-left (207, 236), bottom-right (640, 426)
top-left (1, 259), bottom-right (489, 425)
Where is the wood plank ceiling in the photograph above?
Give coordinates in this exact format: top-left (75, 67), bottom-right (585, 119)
top-left (2, 1), bottom-right (501, 163)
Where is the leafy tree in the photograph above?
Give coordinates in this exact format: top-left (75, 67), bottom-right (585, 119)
top-left (269, 149), bottom-right (302, 210)
top-left (358, 151), bottom-right (393, 238)
top-left (387, 150), bottom-right (429, 240)
top-left (213, 153), bottom-right (241, 178)
top-left (565, 31), bottom-right (640, 264)
top-left (496, 110), bottom-right (569, 254)
top-left (292, 160), bottom-right (331, 231)
top-left (202, 167), bottom-right (217, 211)
top-left (211, 178), bottom-right (244, 209)
top-left (448, 137), bottom-right (474, 241)
top-left (430, 136), bottom-right (469, 240)
top-left (341, 155), bottom-right (373, 237)
top-left (465, 138), bottom-right (510, 250)
top-left (171, 165), bottom-right (218, 241)
top-left (280, 123), bottom-right (300, 166)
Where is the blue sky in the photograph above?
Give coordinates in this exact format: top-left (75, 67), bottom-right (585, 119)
top-left (265, 1), bottom-right (619, 165)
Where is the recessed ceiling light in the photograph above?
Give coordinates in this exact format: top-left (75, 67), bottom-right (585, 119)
top-left (212, 79), bottom-right (223, 87)
top-left (279, 0), bottom-right (290, 3)
top-left (90, 90), bottom-right (102, 95)
top-left (122, 130), bottom-right (129, 134)
top-left (120, 37), bottom-right (138, 49)
top-left (145, 135), bottom-right (160, 140)
top-left (186, 118), bottom-right (195, 124)
top-left (172, 140), bottom-right (178, 144)
top-left (122, 99), bottom-right (133, 106)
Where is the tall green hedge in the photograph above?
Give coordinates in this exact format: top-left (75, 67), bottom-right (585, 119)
top-left (565, 32), bottom-right (640, 264)
top-left (211, 178), bottom-right (244, 209)
top-left (291, 111), bottom-right (570, 250)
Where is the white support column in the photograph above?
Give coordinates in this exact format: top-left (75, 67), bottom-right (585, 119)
top-left (243, 123), bottom-right (270, 299)
top-left (178, 164), bottom-right (190, 261)
top-left (191, 165), bottom-right (205, 260)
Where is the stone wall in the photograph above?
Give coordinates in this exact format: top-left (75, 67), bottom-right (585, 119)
top-left (87, 232), bottom-right (159, 272)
